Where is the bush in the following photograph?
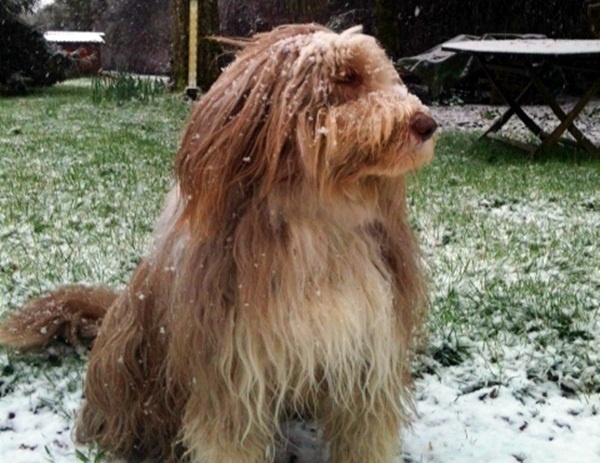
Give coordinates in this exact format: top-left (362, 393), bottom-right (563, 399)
top-left (0, 4), bottom-right (70, 95)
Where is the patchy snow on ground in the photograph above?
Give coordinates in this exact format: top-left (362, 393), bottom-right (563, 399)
top-left (432, 97), bottom-right (600, 145)
top-left (1, 97), bottom-right (599, 462)
top-left (1, 355), bottom-right (598, 463)
top-left (407, 358), bottom-right (600, 463)
top-left (0, 359), bottom-right (84, 463)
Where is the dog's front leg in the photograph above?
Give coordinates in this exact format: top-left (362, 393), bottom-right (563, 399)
top-left (181, 387), bottom-right (278, 463)
top-left (320, 388), bottom-right (406, 463)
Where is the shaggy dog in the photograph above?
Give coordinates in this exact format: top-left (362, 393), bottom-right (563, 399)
top-left (0, 24), bottom-right (436, 463)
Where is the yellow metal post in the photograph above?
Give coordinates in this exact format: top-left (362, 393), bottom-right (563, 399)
top-left (187, 0), bottom-right (199, 98)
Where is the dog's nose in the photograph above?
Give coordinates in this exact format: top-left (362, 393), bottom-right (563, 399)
top-left (411, 113), bottom-right (438, 142)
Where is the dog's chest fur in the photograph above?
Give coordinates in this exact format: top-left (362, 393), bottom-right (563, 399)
top-left (158, 189), bottom-right (404, 399)
top-left (234, 212), bottom-right (403, 401)
top-left (278, 218), bottom-right (395, 346)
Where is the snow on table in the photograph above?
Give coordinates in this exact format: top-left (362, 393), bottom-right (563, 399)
top-left (443, 39), bottom-right (600, 57)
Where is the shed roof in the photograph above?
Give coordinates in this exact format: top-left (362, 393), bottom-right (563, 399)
top-left (44, 31), bottom-right (105, 44)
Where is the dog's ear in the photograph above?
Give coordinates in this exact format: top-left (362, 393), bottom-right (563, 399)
top-left (174, 24), bottom-right (330, 236)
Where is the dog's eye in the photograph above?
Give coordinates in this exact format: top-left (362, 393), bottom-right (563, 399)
top-left (335, 70), bottom-right (360, 86)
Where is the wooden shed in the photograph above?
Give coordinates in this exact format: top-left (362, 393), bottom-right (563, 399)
top-left (44, 31), bottom-right (105, 75)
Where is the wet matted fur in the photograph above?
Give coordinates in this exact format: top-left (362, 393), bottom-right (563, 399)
top-left (0, 24), bottom-right (436, 463)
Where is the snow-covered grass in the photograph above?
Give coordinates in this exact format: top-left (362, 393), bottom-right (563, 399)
top-left (404, 133), bottom-right (600, 462)
top-left (412, 134), bottom-right (599, 395)
top-left (0, 81), bottom-right (188, 462)
top-left (0, 81), bottom-right (598, 462)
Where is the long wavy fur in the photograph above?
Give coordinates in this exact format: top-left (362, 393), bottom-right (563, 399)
top-left (0, 24), bottom-right (435, 463)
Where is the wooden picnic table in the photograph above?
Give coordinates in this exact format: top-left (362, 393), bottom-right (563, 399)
top-left (442, 39), bottom-right (600, 156)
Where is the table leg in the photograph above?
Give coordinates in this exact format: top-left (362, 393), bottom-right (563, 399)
top-left (529, 70), bottom-right (600, 156)
top-left (483, 79), bottom-right (535, 137)
top-left (477, 57), bottom-right (547, 140)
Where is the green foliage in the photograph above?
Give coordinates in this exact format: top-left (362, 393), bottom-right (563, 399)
top-left (74, 445), bottom-right (108, 463)
top-left (0, 5), bottom-right (69, 95)
top-left (91, 73), bottom-right (168, 104)
top-left (410, 132), bottom-right (600, 393)
top-left (0, 80), bottom-right (189, 298)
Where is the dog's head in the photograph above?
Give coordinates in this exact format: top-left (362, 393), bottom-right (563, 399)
top-left (176, 24), bottom-right (436, 233)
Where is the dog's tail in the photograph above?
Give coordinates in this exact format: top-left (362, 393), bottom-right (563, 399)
top-left (0, 285), bottom-right (118, 350)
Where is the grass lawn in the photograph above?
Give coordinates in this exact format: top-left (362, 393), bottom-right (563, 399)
top-left (0, 80), bottom-right (598, 462)
top-left (412, 132), bottom-right (600, 394)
